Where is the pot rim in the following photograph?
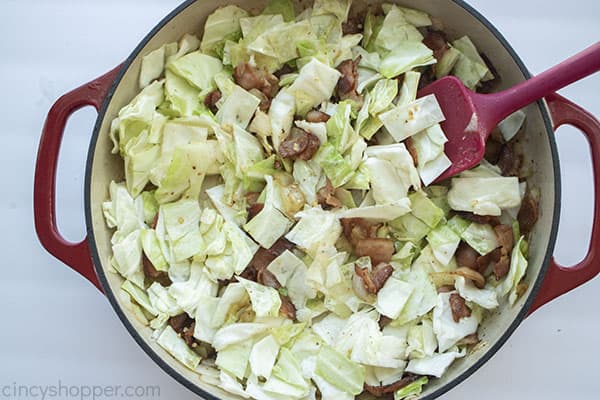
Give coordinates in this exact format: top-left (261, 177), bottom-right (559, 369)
top-left (84, 1), bottom-right (562, 399)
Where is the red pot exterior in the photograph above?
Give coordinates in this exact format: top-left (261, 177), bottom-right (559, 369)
top-left (34, 66), bottom-right (121, 293)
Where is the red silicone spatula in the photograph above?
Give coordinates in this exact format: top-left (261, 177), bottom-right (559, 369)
top-left (418, 42), bottom-right (600, 182)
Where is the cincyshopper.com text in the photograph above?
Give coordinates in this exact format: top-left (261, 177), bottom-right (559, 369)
top-left (0, 381), bottom-right (160, 400)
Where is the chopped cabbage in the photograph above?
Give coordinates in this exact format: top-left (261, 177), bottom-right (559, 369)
top-left (461, 222), bottom-right (499, 256)
top-left (368, 79), bottom-right (398, 115)
top-left (496, 236), bottom-right (529, 305)
top-left (288, 58), bottom-right (341, 116)
top-left (167, 51), bottom-right (223, 90)
top-left (169, 263), bottom-right (218, 315)
top-left (498, 110), bottom-right (526, 142)
top-left (426, 224), bottom-right (461, 266)
top-left (406, 350), bottom-right (464, 378)
top-left (380, 95), bottom-right (445, 142)
top-left (397, 70), bottom-right (420, 106)
top-left (327, 101), bottom-right (357, 154)
top-left (336, 200), bottom-right (411, 221)
top-left (244, 175), bottom-right (293, 248)
top-left (455, 276), bottom-right (499, 310)
top-left (216, 339), bottom-right (254, 379)
top-left (448, 176), bottom-right (522, 216)
top-left (266, 250), bottom-right (306, 286)
top-left (213, 322), bottom-right (273, 351)
top-left (270, 88), bottom-right (296, 152)
top-left (365, 143), bottom-right (420, 203)
top-left (200, 5), bottom-right (248, 55)
top-left (217, 85), bottom-right (261, 129)
top-left (238, 277), bottom-right (282, 318)
top-left (380, 42), bottom-right (435, 78)
top-left (376, 277), bottom-right (414, 319)
top-left (263, 0), bottom-right (296, 22)
top-left (314, 143), bottom-right (355, 188)
top-left (250, 334), bottom-right (281, 379)
top-left (157, 325), bottom-right (202, 370)
top-left (285, 207), bottom-right (342, 257)
top-left (373, 7), bottom-right (423, 53)
top-left (315, 345), bottom-right (366, 396)
top-left (451, 36), bottom-right (492, 89)
top-left (433, 292), bottom-right (479, 352)
top-left (139, 43), bottom-right (175, 88)
top-left (394, 376), bottom-right (429, 400)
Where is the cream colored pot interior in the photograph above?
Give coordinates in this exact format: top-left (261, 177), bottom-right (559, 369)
top-left (88, 0), bottom-right (557, 398)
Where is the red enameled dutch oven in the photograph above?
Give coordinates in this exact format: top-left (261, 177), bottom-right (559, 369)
top-left (33, 0), bottom-right (600, 399)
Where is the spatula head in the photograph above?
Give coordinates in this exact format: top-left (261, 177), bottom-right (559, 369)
top-left (418, 76), bottom-right (488, 182)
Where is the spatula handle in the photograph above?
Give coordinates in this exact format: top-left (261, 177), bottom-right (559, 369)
top-left (478, 42), bottom-right (600, 126)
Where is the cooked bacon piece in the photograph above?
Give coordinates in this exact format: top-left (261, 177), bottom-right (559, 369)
top-left (487, 224), bottom-right (513, 280)
top-left (456, 241), bottom-right (502, 276)
top-left (355, 238), bottom-right (395, 266)
top-left (417, 66), bottom-right (436, 90)
top-left (495, 224), bottom-right (514, 253)
top-left (371, 264), bottom-right (394, 291)
top-left (274, 63), bottom-right (294, 78)
top-left (438, 285), bottom-right (456, 294)
top-left (306, 109), bottom-right (330, 123)
top-left (449, 293), bottom-right (472, 322)
top-left (455, 242), bottom-right (478, 270)
top-left (354, 263), bottom-right (394, 296)
top-left (204, 89), bottom-right (221, 114)
top-left (485, 134), bottom-right (504, 164)
top-left (249, 88), bottom-right (272, 112)
top-left (477, 53), bottom-right (500, 94)
top-left (317, 179), bottom-right (343, 209)
top-left (457, 333), bottom-right (480, 346)
top-left (405, 137), bottom-right (419, 166)
top-left (182, 321), bottom-right (196, 347)
top-left (476, 247), bottom-right (502, 274)
top-left (257, 268), bottom-right (281, 289)
top-left (364, 374), bottom-right (421, 397)
top-left (257, 267), bottom-right (297, 320)
top-left (423, 30), bottom-right (449, 61)
top-left (456, 211), bottom-right (500, 226)
top-left (493, 254), bottom-right (511, 280)
top-left (279, 127), bottom-right (321, 160)
top-left (268, 237), bottom-right (295, 257)
top-left (516, 282), bottom-right (529, 298)
top-left (379, 316), bottom-right (392, 329)
top-left (497, 143), bottom-right (521, 177)
top-left (246, 191), bottom-right (264, 220)
top-left (143, 254), bottom-right (161, 279)
top-left (241, 249), bottom-right (269, 281)
top-left (336, 57), bottom-right (363, 104)
top-left (279, 294), bottom-right (297, 320)
top-left (247, 203), bottom-right (264, 220)
top-left (242, 238), bottom-right (295, 280)
top-left (341, 218), bottom-right (380, 246)
top-left (354, 264), bottom-right (377, 294)
top-left (233, 63), bottom-right (279, 99)
top-left (245, 191), bottom-right (261, 205)
top-left (518, 194), bottom-right (539, 234)
top-left (342, 16), bottom-right (363, 35)
top-left (169, 313), bottom-right (192, 334)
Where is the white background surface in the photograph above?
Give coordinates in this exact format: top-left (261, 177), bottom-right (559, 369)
top-left (1, 0), bottom-right (599, 399)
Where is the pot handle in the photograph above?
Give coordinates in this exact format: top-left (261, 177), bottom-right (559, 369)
top-left (34, 66), bottom-right (121, 293)
top-left (529, 93), bottom-right (600, 314)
